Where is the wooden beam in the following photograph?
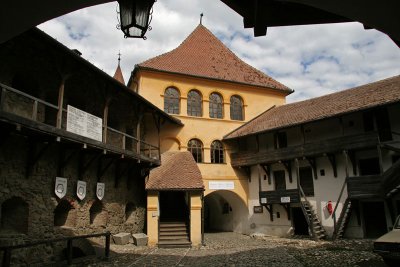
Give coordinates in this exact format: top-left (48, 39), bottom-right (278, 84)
top-left (57, 145), bottom-right (79, 177)
top-left (327, 153), bottom-right (337, 178)
top-left (102, 98), bottom-right (111, 144)
top-left (78, 151), bottom-right (101, 180)
top-left (26, 139), bottom-right (52, 178)
top-left (348, 150), bottom-right (357, 175)
top-left (280, 203), bottom-right (291, 220)
top-left (306, 157), bottom-right (318, 180)
top-left (261, 164), bottom-right (271, 185)
top-left (282, 160), bottom-right (293, 183)
top-left (97, 156), bottom-right (116, 182)
top-left (56, 76), bottom-right (66, 129)
top-left (263, 204), bottom-right (274, 222)
top-left (115, 160), bottom-right (132, 188)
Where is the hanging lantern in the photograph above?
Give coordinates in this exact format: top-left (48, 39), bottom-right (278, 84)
top-left (117, 0), bottom-right (155, 39)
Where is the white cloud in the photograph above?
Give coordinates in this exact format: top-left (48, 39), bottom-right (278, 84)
top-left (38, 0), bottom-right (400, 104)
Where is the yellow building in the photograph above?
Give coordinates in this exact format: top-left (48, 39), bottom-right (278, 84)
top-left (127, 24), bottom-right (292, 247)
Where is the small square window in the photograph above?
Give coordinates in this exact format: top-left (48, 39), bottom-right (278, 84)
top-left (320, 169), bottom-right (325, 176)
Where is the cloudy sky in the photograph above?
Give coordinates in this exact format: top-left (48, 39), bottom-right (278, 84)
top-left (39, 0), bottom-right (400, 102)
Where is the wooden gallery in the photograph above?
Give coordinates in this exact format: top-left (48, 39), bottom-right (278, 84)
top-left (0, 28), bottom-right (181, 265)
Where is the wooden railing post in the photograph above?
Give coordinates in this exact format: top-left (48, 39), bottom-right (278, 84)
top-left (67, 239), bottom-right (73, 265)
top-left (56, 77), bottom-right (65, 129)
top-left (32, 100), bottom-right (38, 121)
top-left (105, 232), bottom-right (110, 260)
top-left (2, 248), bottom-right (11, 267)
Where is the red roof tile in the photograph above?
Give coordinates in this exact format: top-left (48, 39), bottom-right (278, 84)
top-left (136, 24), bottom-right (291, 92)
top-left (146, 151), bottom-right (204, 191)
top-left (224, 75), bottom-right (400, 139)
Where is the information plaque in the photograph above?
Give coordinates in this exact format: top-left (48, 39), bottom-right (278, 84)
top-left (66, 105), bottom-right (102, 142)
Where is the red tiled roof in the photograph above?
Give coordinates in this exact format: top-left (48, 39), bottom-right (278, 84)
top-left (146, 151), bottom-right (204, 191)
top-left (224, 75), bottom-right (400, 139)
top-left (136, 24), bottom-right (291, 92)
top-left (113, 64), bottom-right (125, 84)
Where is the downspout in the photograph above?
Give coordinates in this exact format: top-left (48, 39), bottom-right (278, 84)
top-left (201, 191), bottom-right (205, 246)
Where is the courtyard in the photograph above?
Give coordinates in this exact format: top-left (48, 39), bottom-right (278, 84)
top-left (79, 232), bottom-right (386, 267)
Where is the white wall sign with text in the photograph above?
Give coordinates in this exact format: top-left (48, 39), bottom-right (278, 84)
top-left (209, 181), bottom-right (235, 190)
top-left (66, 105), bottom-right (102, 142)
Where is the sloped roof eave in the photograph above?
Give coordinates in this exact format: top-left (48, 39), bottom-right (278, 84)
top-left (134, 65), bottom-right (294, 95)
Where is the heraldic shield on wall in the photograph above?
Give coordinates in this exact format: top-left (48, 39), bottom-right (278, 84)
top-left (76, 180), bottom-right (86, 200)
top-left (96, 183), bottom-right (105, 200)
top-left (55, 177), bottom-right (67, 199)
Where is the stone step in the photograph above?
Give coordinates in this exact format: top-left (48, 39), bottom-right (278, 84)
top-left (159, 231), bottom-right (188, 236)
top-left (159, 235), bottom-right (189, 241)
top-left (160, 226), bottom-right (187, 231)
top-left (158, 240), bottom-right (192, 248)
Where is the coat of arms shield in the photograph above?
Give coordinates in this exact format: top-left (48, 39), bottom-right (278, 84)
top-left (76, 180), bottom-right (86, 200)
top-left (55, 177), bottom-right (67, 199)
top-left (96, 182), bottom-right (105, 200)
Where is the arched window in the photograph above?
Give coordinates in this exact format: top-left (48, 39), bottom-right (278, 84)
top-left (211, 140), bottom-right (224, 164)
top-left (209, 93), bottom-right (223, 119)
top-left (230, 95), bottom-right (244, 120)
top-left (188, 139), bottom-right (203, 163)
top-left (164, 87), bottom-right (180, 114)
top-left (187, 90), bottom-right (202, 117)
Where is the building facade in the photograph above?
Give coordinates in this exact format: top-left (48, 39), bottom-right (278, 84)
top-left (0, 28), bottom-right (179, 264)
top-left (225, 76), bottom-right (400, 239)
top-left (128, 24), bottom-right (293, 246)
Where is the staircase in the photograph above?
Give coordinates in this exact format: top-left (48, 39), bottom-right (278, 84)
top-left (158, 221), bottom-right (191, 248)
top-left (301, 200), bottom-right (327, 240)
top-left (332, 198), bottom-right (352, 240)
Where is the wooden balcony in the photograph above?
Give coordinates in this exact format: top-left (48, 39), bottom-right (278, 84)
top-left (231, 132), bottom-right (379, 167)
top-left (0, 83), bottom-right (160, 165)
top-left (259, 189), bottom-right (300, 204)
top-left (346, 175), bottom-right (383, 199)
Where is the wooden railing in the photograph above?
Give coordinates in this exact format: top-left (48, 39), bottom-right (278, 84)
top-left (332, 178), bottom-right (348, 235)
top-left (346, 175), bottom-right (382, 199)
top-left (231, 132), bottom-right (379, 167)
top-left (0, 232), bottom-right (111, 267)
top-left (298, 185), bottom-right (314, 237)
top-left (0, 83), bottom-right (159, 160)
top-left (259, 189), bottom-right (300, 204)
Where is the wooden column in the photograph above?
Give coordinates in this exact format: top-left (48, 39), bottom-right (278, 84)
top-left (56, 77), bottom-right (66, 129)
top-left (137, 112), bottom-right (144, 158)
top-left (102, 98), bottom-right (111, 144)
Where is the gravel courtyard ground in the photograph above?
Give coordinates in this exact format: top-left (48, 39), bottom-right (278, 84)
top-left (80, 232), bottom-right (387, 267)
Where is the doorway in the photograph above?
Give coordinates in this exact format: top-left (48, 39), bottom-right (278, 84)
top-left (159, 191), bottom-right (189, 222)
top-left (292, 207), bottom-right (309, 235)
top-left (363, 201), bottom-right (387, 238)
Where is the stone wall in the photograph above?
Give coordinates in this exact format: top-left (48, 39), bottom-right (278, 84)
top-left (0, 134), bottom-right (146, 265)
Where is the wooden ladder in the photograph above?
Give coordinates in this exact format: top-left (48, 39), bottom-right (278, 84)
top-left (301, 200), bottom-right (327, 240)
top-left (332, 198), bottom-right (352, 240)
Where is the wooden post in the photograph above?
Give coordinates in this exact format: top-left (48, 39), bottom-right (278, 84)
top-left (343, 150), bottom-right (349, 178)
top-left (377, 144), bottom-right (384, 174)
top-left (258, 164), bottom-right (262, 192)
top-left (137, 113), bottom-right (143, 157)
top-left (32, 100), bottom-right (38, 121)
top-left (56, 77), bottom-right (65, 129)
top-left (2, 248), bottom-right (11, 267)
top-left (67, 239), bottom-right (73, 265)
top-left (105, 232), bottom-right (111, 259)
top-left (103, 98), bottom-right (111, 144)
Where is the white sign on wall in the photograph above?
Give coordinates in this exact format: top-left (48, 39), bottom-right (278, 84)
top-left (76, 180), bottom-right (86, 200)
top-left (96, 183), bottom-right (105, 200)
top-left (66, 105), bottom-right (102, 142)
top-left (55, 177), bottom-right (67, 199)
top-left (209, 181), bottom-right (235, 190)
top-left (281, 196), bottom-right (291, 203)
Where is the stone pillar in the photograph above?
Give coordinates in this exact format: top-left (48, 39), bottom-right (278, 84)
top-left (190, 191), bottom-right (203, 246)
top-left (147, 191), bottom-right (159, 246)
top-left (181, 96), bottom-right (187, 116)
